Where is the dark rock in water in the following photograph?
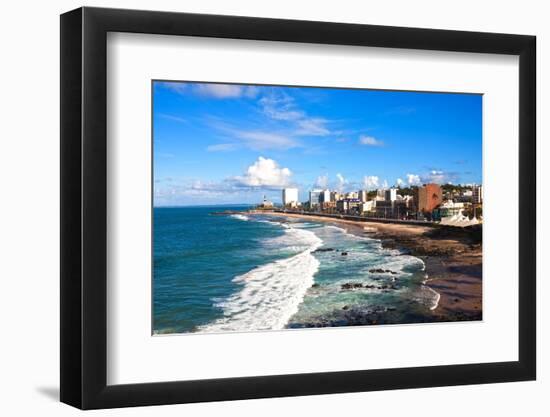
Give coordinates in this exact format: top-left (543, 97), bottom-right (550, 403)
top-left (288, 301), bottom-right (457, 329)
top-left (314, 248), bottom-right (335, 253)
top-left (369, 268), bottom-right (398, 275)
top-left (341, 252), bottom-right (348, 256)
top-left (312, 283), bottom-right (320, 288)
top-left (341, 282), bottom-right (364, 290)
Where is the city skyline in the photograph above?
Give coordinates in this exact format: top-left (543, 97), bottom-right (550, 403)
top-left (154, 81), bottom-right (482, 207)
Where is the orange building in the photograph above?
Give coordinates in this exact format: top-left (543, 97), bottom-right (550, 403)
top-left (415, 183), bottom-right (443, 213)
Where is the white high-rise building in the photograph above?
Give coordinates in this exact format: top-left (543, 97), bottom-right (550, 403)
top-left (319, 189), bottom-right (331, 203)
top-left (472, 185), bottom-right (483, 204)
top-left (358, 190), bottom-right (368, 202)
top-left (282, 188), bottom-right (299, 206)
top-left (385, 188), bottom-right (398, 201)
top-left (309, 189), bottom-right (322, 207)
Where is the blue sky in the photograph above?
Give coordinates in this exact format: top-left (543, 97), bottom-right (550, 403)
top-left (153, 81), bottom-right (482, 206)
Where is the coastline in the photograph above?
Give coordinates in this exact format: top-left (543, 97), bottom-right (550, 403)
top-left (255, 211), bottom-right (482, 323)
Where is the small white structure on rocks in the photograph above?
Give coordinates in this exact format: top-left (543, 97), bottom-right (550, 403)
top-left (440, 209), bottom-right (480, 227)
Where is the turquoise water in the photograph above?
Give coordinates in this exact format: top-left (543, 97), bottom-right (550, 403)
top-left (153, 206), bottom-right (438, 334)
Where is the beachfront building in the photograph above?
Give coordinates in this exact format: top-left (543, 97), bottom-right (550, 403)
top-left (455, 194), bottom-right (473, 203)
top-left (371, 195), bottom-right (414, 219)
top-left (385, 188), bottom-right (398, 201)
top-left (282, 187), bottom-right (299, 207)
top-left (434, 200), bottom-right (465, 220)
top-left (415, 183), bottom-right (443, 213)
top-left (345, 191), bottom-right (359, 199)
top-left (374, 200), bottom-right (393, 217)
top-left (358, 189), bottom-right (369, 202)
top-left (320, 200), bottom-right (337, 212)
top-left (309, 189), bottom-right (322, 208)
top-left (402, 195), bottom-right (415, 211)
top-left (330, 191), bottom-right (341, 202)
top-left (472, 185), bottom-right (483, 204)
top-left (360, 200), bottom-right (376, 213)
top-left (336, 198), bottom-right (361, 214)
top-left (394, 198), bottom-right (411, 219)
top-left (258, 195), bottom-right (274, 209)
top-left (319, 189), bottom-right (331, 203)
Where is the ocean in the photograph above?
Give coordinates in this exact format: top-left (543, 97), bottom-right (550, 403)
top-left (153, 206), bottom-right (439, 334)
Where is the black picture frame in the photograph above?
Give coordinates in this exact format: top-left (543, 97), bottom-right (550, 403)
top-left (60, 6), bottom-right (536, 410)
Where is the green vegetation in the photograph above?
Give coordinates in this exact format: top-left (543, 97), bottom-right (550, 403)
top-left (395, 185), bottom-right (418, 197)
top-left (441, 184), bottom-right (473, 194)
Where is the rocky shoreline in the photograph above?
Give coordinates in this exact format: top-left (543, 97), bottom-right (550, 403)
top-left (260, 212), bottom-right (482, 324)
top-left (369, 223), bottom-right (482, 322)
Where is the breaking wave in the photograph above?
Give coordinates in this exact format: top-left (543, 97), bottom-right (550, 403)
top-left (198, 226), bottom-right (322, 332)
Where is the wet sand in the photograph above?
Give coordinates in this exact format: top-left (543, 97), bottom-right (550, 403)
top-left (258, 212), bottom-right (482, 322)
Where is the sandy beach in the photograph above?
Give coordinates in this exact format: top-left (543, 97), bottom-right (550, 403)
top-left (257, 211), bottom-right (482, 322)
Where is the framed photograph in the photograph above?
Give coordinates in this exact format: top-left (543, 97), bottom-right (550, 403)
top-left (60, 7), bottom-right (536, 409)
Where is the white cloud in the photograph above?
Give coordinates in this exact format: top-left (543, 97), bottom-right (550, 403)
top-left (209, 120), bottom-right (301, 151)
top-left (259, 93), bottom-right (304, 121)
top-left (160, 82), bottom-right (187, 94)
top-left (396, 178), bottom-right (404, 187)
top-left (259, 92), bottom-right (332, 137)
top-left (358, 135), bottom-right (384, 147)
top-left (155, 179), bottom-right (239, 201)
top-left (161, 82), bottom-right (259, 99)
top-left (421, 170), bottom-right (459, 184)
top-left (404, 171), bottom-right (459, 185)
top-left (406, 173), bottom-right (421, 186)
top-left (315, 174), bottom-right (329, 188)
top-left (234, 157), bottom-right (292, 188)
top-left (363, 175), bottom-right (379, 190)
top-left (206, 143), bottom-right (239, 152)
top-left (336, 173), bottom-right (347, 191)
top-left (295, 118), bottom-right (330, 136)
top-left (236, 131), bottom-right (299, 151)
top-left (194, 83), bottom-right (258, 99)
top-left (382, 179), bottom-right (389, 189)
top-left (154, 157), bottom-right (294, 206)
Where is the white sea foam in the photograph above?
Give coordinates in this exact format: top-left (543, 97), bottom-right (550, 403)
top-left (230, 214), bottom-right (249, 222)
top-left (198, 226), bottom-right (323, 333)
top-left (424, 285), bottom-right (441, 310)
top-left (324, 225), bottom-right (425, 274)
top-left (374, 255), bottom-right (426, 276)
top-left (261, 226), bottom-right (319, 253)
top-left (325, 224), bottom-right (359, 236)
